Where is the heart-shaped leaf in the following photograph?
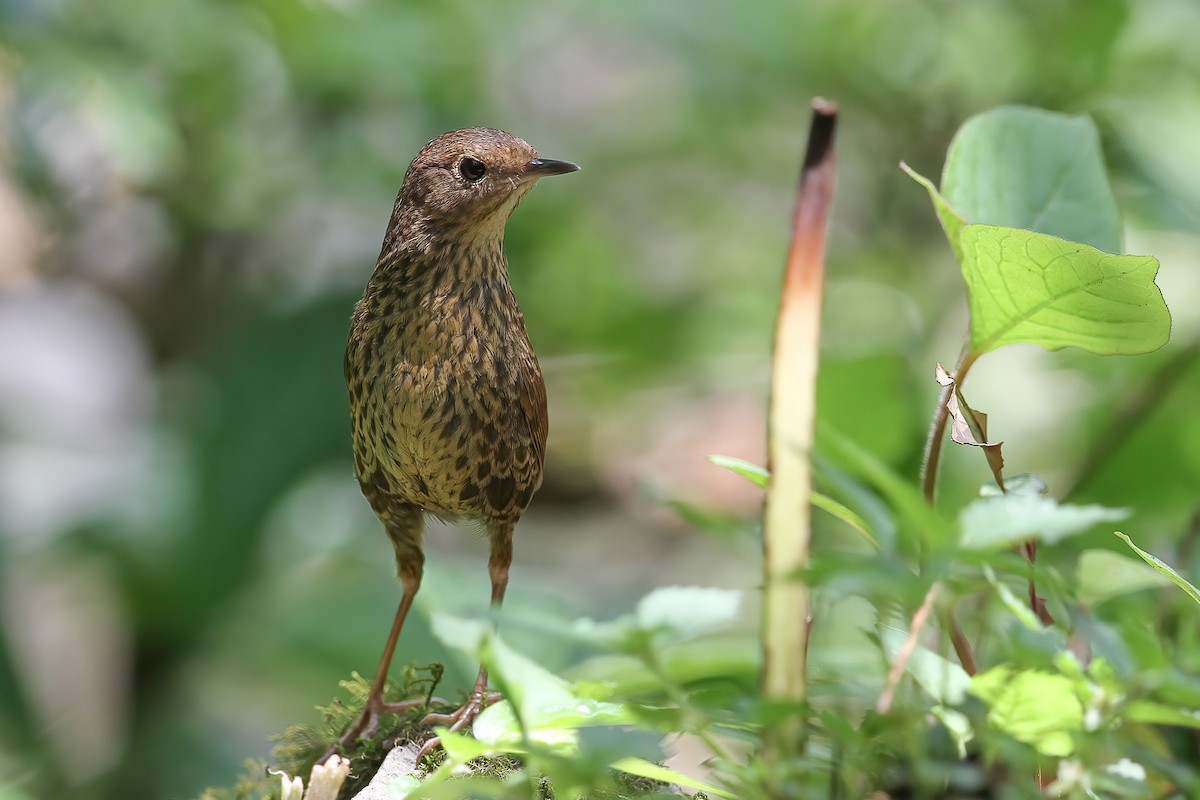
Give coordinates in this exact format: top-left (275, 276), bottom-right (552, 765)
top-left (942, 106), bottom-right (1122, 254)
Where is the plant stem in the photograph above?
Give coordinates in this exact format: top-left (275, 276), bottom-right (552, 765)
top-left (762, 98), bottom-right (837, 758)
top-left (920, 347), bottom-right (978, 502)
top-left (918, 349), bottom-right (981, 676)
top-left (944, 612), bottom-right (977, 675)
top-left (876, 581), bottom-right (943, 713)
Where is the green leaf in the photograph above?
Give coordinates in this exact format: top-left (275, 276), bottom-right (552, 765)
top-left (982, 565), bottom-right (1043, 631)
top-left (931, 706), bottom-right (974, 759)
top-left (941, 106), bottom-right (1122, 254)
top-left (428, 613), bottom-right (489, 655)
top-left (612, 757), bottom-right (735, 799)
top-left (959, 225), bottom-right (1170, 356)
top-left (879, 625), bottom-right (971, 706)
top-left (635, 586), bottom-right (742, 642)
top-left (707, 454), bottom-right (770, 488)
top-left (1123, 700), bottom-right (1200, 729)
top-left (708, 453), bottom-right (879, 547)
top-left (959, 491), bottom-right (1129, 551)
top-left (971, 667), bottom-right (1083, 756)
top-left (1114, 532), bottom-right (1200, 606)
top-left (435, 728), bottom-right (493, 762)
top-left (812, 491), bottom-right (879, 548)
top-left (818, 424), bottom-right (956, 551)
top-left (481, 631), bottom-right (578, 729)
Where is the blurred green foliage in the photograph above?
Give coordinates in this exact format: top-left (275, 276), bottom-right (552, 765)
top-left (1, 0), bottom-right (1199, 798)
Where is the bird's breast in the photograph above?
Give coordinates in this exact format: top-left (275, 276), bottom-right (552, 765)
top-left (346, 276), bottom-right (545, 519)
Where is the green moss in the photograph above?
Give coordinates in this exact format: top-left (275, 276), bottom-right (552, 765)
top-left (194, 664), bottom-right (700, 800)
top-left (194, 665), bottom-right (452, 800)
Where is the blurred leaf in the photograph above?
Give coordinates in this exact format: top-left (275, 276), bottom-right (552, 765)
top-left (1092, 758), bottom-right (1152, 798)
top-left (481, 632), bottom-right (577, 731)
top-left (472, 694), bottom-right (635, 752)
top-left (982, 566), bottom-right (1043, 631)
top-left (707, 454), bottom-right (878, 547)
top-left (941, 106), bottom-right (1123, 254)
top-left (812, 454), bottom-right (899, 551)
top-left (569, 587), bottom-right (744, 653)
top-left (1123, 701), bottom-right (1200, 729)
top-left (959, 492), bottom-right (1129, 551)
top-left (664, 498), bottom-right (752, 539)
top-left (611, 757), bottom-right (734, 799)
top-left (635, 586), bottom-right (742, 643)
top-left (707, 454), bottom-right (770, 488)
top-left (1077, 549), bottom-right (1171, 606)
top-left (818, 425), bottom-right (956, 553)
top-left (958, 225), bottom-right (1170, 356)
top-left (568, 636), bottom-right (758, 695)
top-left (971, 667), bottom-right (1083, 757)
top-left (817, 353), bottom-right (922, 466)
top-left (811, 492), bottom-right (878, 549)
top-left (879, 625), bottom-right (971, 706)
top-left (429, 613), bottom-right (489, 656)
top-left (1114, 532), bottom-right (1200, 606)
top-left (931, 705), bottom-right (974, 759)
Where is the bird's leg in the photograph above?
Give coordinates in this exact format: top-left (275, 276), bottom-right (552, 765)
top-left (418, 523), bottom-right (512, 757)
top-left (332, 510), bottom-right (429, 753)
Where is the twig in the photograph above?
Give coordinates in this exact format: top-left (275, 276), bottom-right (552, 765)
top-left (876, 581), bottom-right (943, 714)
top-left (945, 612), bottom-right (977, 676)
top-left (920, 349), bottom-right (978, 502)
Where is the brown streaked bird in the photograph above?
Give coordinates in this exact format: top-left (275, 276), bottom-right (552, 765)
top-left (337, 128), bottom-right (578, 752)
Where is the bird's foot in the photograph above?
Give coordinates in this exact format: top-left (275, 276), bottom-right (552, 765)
top-left (416, 690), bottom-right (503, 759)
top-left (323, 694), bottom-right (439, 761)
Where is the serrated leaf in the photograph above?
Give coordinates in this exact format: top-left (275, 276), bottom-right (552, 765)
top-left (960, 225), bottom-right (1170, 356)
top-left (942, 106), bottom-right (1122, 254)
top-left (971, 667), bottom-right (1083, 756)
top-left (1115, 532), bottom-right (1200, 606)
top-left (959, 493), bottom-right (1128, 551)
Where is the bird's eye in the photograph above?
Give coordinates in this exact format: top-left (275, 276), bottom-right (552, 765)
top-left (459, 157), bottom-right (487, 183)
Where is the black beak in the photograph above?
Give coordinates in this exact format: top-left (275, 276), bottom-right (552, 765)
top-left (523, 158), bottom-right (580, 178)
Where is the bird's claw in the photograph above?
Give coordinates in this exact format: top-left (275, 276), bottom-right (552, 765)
top-left (322, 695), bottom-right (432, 761)
top-left (416, 691), bottom-right (502, 760)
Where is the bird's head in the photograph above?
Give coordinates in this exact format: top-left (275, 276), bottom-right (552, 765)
top-left (397, 127), bottom-right (578, 242)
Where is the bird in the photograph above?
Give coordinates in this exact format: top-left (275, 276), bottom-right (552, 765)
top-left (337, 127), bottom-right (578, 752)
